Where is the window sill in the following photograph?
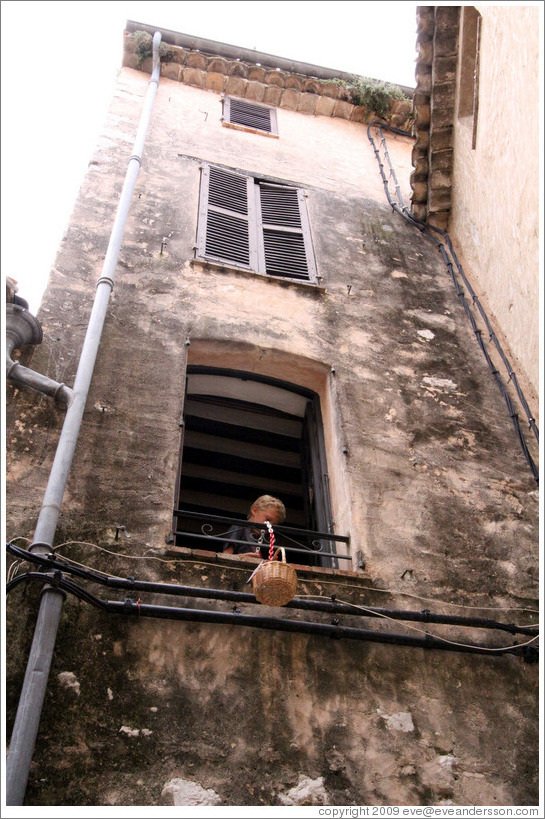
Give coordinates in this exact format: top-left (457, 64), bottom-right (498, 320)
top-left (221, 121), bottom-right (279, 139)
top-left (165, 544), bottom-right (363, 583)
top-left (191, 258), bottom-right (326, 294)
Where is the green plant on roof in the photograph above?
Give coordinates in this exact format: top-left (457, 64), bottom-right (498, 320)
top-left (330, 76), bottom-right (409, 119)
top-left (131, 31), bottom-right (153, 66)
top-left (131, 30), bottom-right (176, 67)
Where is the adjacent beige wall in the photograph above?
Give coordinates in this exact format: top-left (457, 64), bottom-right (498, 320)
top-left (449, 5), bottom-right (540, 408)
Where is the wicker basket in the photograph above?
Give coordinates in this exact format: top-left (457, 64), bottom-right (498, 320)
top-left (251, 548), bottom-right (297, 606)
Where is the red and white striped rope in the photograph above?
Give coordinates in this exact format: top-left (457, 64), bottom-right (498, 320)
top-left (266, 520), bottom-right (275, 561)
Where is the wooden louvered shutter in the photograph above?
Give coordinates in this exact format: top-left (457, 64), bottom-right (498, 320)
top-left (223, 97), bottom-right (277, 135)
top-left (196, 165), bottom-right (257, 268)
top-left (257, 183), bottom-right (317, 282)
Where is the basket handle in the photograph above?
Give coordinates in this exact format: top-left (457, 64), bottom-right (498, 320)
top-left (245, 547), bottom-right (288, 586)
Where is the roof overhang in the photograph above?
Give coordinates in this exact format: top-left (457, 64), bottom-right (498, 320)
top-left (125, 19), bottom-right (414, 95)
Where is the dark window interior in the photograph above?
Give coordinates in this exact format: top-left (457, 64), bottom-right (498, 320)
top-left (173, 368), bottom-right (336, 566)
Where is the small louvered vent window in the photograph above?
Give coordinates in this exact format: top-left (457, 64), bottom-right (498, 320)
top-left (196, 165), bottom-right (317, 283)
top-left (222, 97), bottom-right (278, 136)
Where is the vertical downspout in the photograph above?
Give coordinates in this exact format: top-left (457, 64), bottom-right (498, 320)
top-left (6, 31), bottom-right (162, 806)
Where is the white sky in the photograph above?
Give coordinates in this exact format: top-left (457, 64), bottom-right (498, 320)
top-left (0, 0), bottom-right (421, 313)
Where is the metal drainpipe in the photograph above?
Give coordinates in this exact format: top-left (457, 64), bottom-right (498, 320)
top-left (6, 31), bottom-right (162, 806)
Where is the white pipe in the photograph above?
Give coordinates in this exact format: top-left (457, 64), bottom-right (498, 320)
top-left (33, 31), bottom-right (162, 550)
top-left (6, 32), bottom-right (162, 806)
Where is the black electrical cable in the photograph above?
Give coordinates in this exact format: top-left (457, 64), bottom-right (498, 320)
top-left (371, 121), bottom-right (539, 457)
top-left (6, 569), bottom-right (537, 661)
top-left (367, 122), bottom-right (539, 483)
top-left (6, 543), bottom-right (539, 637)
top-left (428, 226), bottom-right (539, 446)
top-left (6, 571), bottom-right (109, 610)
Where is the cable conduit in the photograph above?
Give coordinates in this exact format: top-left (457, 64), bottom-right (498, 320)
top-left (6, 543), bottom-right (538, 637)
top-left (367, 122), bottom-right (538, 482)
top-left (6, 570), bottom-right (537, 661)
top-left (373, 121), bottom-right (538, 445)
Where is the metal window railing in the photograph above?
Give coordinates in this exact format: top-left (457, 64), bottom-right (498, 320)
top-left (172, 508), bottom-right (351, 565)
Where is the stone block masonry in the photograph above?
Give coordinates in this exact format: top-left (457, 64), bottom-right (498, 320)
top-left (122, 30), bottom-right (413, 130)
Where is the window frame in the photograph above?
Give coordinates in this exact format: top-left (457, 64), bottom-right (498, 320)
top-left (173, 367), bottom-right (339, 568)
top-left (195, 164), bottom-right (318, 284)
top-left (457, 6), bottom-right (481, 150)
top-left (222, 96), bottom-right (279, 137)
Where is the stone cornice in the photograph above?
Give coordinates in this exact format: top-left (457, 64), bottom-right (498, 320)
top-left (123, 24), bottom-right (414, 131)
top-left (410, 5), bottom-right (460, 229)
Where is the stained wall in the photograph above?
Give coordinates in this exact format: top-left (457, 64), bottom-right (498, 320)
top-left (5, 54), bottom-right (539, 808)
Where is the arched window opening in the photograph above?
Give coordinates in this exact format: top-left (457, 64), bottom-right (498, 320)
top-left (172, 367), bottom-right (347, 568)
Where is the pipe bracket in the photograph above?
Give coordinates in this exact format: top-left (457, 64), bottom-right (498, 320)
top-left (40, 582), bottom-right (67, 602)
top-left (96, 276), bottom-right (114, 291)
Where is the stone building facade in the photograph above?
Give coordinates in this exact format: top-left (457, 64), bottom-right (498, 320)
top-left (5, 18), bottom-right (539, 809)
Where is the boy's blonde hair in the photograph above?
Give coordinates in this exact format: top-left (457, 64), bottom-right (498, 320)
top-left (250, 495), bottom-right (286, 523)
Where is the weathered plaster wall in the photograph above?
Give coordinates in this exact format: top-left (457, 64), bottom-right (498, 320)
top-left (6, 63), bottom-right (539, 807)
top-left (449, 5), bottom-right (540, 402)
top-left (6, 562), bottom-right (539, 807)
